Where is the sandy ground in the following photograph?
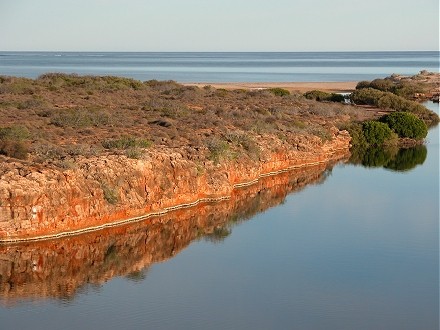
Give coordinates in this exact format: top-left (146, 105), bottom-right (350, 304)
top-left (183, 81), bottom-right (358, 93)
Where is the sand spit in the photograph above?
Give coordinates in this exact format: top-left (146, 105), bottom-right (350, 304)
top-left (183, 81), bottom-right (358, 93)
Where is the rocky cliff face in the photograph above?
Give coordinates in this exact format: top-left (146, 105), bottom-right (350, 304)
top-left (0, 160), bottom-right (339, 303)
top-left (0, 129), bottom-right (350, 241)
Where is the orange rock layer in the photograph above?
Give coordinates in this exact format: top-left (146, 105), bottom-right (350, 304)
top-left (0, 159), bottom-right (338, 303)
top-left (0, 129), bottom-right (351, 241)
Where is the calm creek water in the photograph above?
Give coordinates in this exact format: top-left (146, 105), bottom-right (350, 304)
top-left (0, 102), bottom-right (438, 330)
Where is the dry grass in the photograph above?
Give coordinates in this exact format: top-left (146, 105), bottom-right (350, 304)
top-left (0, 74), bottom-right (367, 167)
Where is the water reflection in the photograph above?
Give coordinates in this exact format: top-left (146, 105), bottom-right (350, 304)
top-left (0, 162), bottom-right (337, 305)
top-left (349, 144), bottom-right (427, 172)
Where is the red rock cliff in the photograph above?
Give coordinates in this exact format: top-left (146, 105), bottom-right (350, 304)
top-left (0, 129), bottom-right (350, 241)
top-left (0, 161), bottom-right (337, 303)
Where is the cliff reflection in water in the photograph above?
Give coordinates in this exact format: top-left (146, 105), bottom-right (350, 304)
top-left (0, 162), bottom-right (336, 305)
top-left (349, 144), bottom-right (427, 172)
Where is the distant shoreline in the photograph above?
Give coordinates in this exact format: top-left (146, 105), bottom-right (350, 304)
top-left (183, 81), bottom-right (358, 93)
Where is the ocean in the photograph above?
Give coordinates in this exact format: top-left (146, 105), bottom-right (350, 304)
top-left (0, 51), bottom-right (438, 82)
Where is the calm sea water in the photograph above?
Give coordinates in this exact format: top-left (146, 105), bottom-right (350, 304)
top-left (0, 51), bottom-right (438, 82)
top-left (0, 102), bottom-right (438, 330)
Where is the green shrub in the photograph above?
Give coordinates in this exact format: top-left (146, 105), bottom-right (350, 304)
top-left (329, 93), bottom-right (345, 103)
top-left (355, 78), bottom-right (427, 99)
top-left (350, 88), bottom-right (439, 126)
top-left (102, 136), bottom-right (152, 150)
top-left (0, 126), bottom-right (30, 159)
top-left (0, 140), bottom-right (29, 159)
top-left (350, 88), bottom-right (385, 105)
top-left (380, 112), bottom-right (427, 139)
top-left (356, 80), bottom-right (371, 90)
top-left (369, 78), bottom-right (394, 92)
top-left (0, 77), bottom-right (36, 94)
top-left (268, 88), bottom-right (290, 97)
top-left (224, 131), bottom-right (260, 160)
top-left (304, 90), bottom-right (345, 103)
top-left (38, 73), bottom-right (143, 91)
top-left (304, 90), bottom-right (331, 101)
top-left (215, 88), bottom-right (229, 97)
top-left (125, 147), bottom-right (143, 159)
top-left (342, 123), bottom-right (368, 148)
top-left (362, 121), bottom-right (395, 146)
top-left (50, 108), bottom-right (112, 128)
top-left (207, 138), bottom-right (233, 164)
top-left (0, 126), bottom-right (30, 140)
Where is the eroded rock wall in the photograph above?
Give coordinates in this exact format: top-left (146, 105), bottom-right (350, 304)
top-left (0, 129), bottom-right (350, 240)
top-left (0, 161), bottom-right (335, 303)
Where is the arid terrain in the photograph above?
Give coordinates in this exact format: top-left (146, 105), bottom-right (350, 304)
top-left (0, 72), bottom-right (438, 241)
top-left (0, 74), bottom-right (366, 167)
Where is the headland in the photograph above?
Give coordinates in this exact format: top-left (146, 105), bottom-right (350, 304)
top-left (0, 72), bottom-right (438, 241)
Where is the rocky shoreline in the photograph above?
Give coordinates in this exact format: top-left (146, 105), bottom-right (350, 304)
top-left (1, 72), bottom-right (437, 242)
top-left (0, 157), bottom-right (343, 302)
top-left (0, 129), bottom-right (350, 242)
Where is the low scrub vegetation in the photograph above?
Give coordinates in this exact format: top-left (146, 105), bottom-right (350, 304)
top-left (102, 136), bottom-right (152, 150)
top-left (268, 88), bottom-right (290, 97)
top-left (304, 90), bottom-right (345, 103)
top-left (361, 121), bottom-right (396, 147)
top-left (101, 183), bottom-right (119, 205)
top-left (0, 73), bottom-right (436, 170)
top-left (379, 112), bottom-right (427, 139)
top-left (38, 73), bottom-right (144, 91)
top-left (207, 137), bottom-right (235, 164)
top-left (350, 88), bottom-right (438, 126)
top-left (50, 108), bottom-right (112, 128)
top-left (0, 126), bottom-right (30, 159)
top-left (355, 78), bottom-right (428, 99)
top-left (102, 136), bottom-right (152, 159)
top-left (345, 112), bottom-right (427, 150)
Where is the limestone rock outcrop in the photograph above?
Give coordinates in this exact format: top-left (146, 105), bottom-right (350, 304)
top-left (0, 159), bottom-right (339, 303)
top-left (0, 129), bottom-right (350, 241)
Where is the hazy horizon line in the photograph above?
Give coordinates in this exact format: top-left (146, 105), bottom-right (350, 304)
top-left (1, 50), bottom-right (439, 53)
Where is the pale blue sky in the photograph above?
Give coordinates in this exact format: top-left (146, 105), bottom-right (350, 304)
top-left (1, 0), bottom-right (438, 51)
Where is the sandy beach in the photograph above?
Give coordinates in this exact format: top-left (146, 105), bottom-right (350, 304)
top-left (183, 81), bottom-right (358, 93)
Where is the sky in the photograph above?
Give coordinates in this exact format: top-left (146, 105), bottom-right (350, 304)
top-left (0, 0), bottom-right (439, 51)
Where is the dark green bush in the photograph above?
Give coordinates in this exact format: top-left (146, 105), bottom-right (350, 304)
top-left (369, 79), bottom-right (394, 92)
top-left (350, 88), bottom-right (439, 126)
top-left (342, 123), bottom-right (368, 148)
top-left (350, 88), bottom-right (385, 105)
top-left (362, 121), bottom-right (394, 146)
top-left (353, 78), bottom-right (427, 99)
top-left (329, 93), bottom-right (345, 102)
top-left (380, 112), bottom-right (427, 139)
top-left (304, 90), bottom-right (331, 101)
top-left (356, 80), bottom-right (372, 90)
top-left (305, 90), bottom-right (345, 103)
top-left (268, 88), bottom-right (290, 97)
